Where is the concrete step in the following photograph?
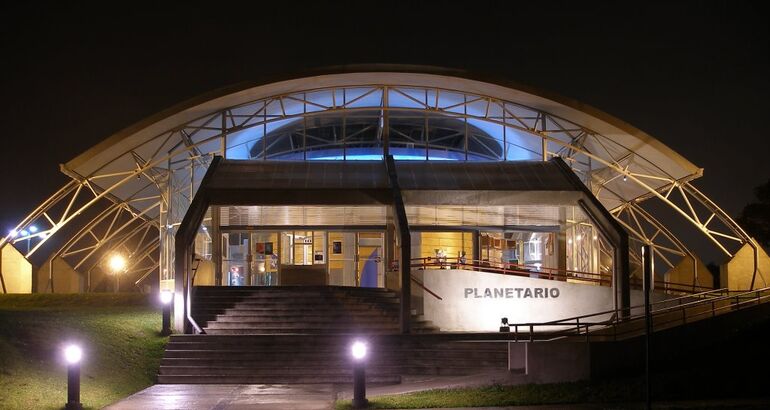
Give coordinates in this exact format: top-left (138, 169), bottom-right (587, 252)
top-left (156, 374), bottom-right (401, 384)
top-left (162, 349), bottom-right (508, 360)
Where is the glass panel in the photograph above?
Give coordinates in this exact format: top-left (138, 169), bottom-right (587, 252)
top-left (313, 231), bottom-right (326, 264)
top-left (328, 232), bottom-right (357, 286)
top-left (344, 111), bottom-right (383, 160)
top-left (251, 232), bottom-right (278, 286)
top-left (224, 232), bottom-right (249, 286)
top-left (357, 232), bottom-right (384, 288)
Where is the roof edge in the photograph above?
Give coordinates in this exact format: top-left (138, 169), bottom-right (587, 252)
top-left (65, 64), bottom-right (699, 175)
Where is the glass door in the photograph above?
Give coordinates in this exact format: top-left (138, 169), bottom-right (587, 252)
top-left (223, 232), bottom-right (250, 286)
top-left (251, 232), bottom-right (278, 286)
top-left (357, 232), bottom-right (384, 288)
top-left (328, 232), bottom-right (357, 286)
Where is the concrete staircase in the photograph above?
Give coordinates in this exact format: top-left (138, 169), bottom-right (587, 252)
top-left (158, 334), bottom-right (508, 384)
top-left (158, 286), bottom-right (508, 384)
top-left (191, 286), bottom-right (438, 334)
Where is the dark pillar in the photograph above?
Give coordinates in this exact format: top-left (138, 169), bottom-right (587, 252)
top-left (352, 363), bottom-right (368, 408)
top-left (385, 155), bottom-right (411, 334)
top-left (616, 234), bottom-right (631, 319)
top-left (558, 207), bottom-right (567, 279)
top-left (66, 364), bottom-right (82, 410)
top-left (211, 205), bottom-right (222, 286)
top-left (0, 246), bottom-right (6, 294)
top-left (642, 244), bottom-right (653, 409)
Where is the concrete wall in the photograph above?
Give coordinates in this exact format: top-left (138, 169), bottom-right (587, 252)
top-left (721, 242), bottom-right (770, 290)
top-left (35, 256), bottom-right (84, 293)
top-left (664, 255), bottom-right (713, 289)
top-left (422, 268), bottom-right (671, 331)
top-left (0, 244), bottom-right (32, 293)
top-left (193, 259), bottom-right (216, 286)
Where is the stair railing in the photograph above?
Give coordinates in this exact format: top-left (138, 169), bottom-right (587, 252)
top-left (411, 257), bottom-right (716, 294)
top-left (507, 286), bottom-right (770, 342)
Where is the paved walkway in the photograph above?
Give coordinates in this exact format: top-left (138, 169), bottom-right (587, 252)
top-left (103, 384), bottom-right (336, 410)
top-left (104, 376), bottom-right (770, 409)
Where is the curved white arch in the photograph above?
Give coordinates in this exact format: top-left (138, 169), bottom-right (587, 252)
top-left (0, 68), bottom-right (756, 292)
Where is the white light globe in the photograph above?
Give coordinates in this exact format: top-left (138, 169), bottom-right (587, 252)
top-left (64, 345), bottom-right (82, 364)
top-left (159, 290), bottom-right (173, 305)
top-left (351, 341), bottom-right (367, 361)
top-left (108, 254), bottom-right (127, 273)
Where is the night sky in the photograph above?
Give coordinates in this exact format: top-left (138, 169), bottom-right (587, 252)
top-left (1, 2), bottom-right (768, 263)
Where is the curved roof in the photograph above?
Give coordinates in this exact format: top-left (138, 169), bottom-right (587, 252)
top-left (61, 66), bottom-right (702, 216)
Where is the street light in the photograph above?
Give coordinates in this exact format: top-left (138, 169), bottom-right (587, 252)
top-left (160, 290), bottom-right (173, 336)
top-left (63, 344), bottom-right (83, 410)
top-left (107, 253), bottom-right (127, 292)
top-left (351, 340), bottom-right (368, 409)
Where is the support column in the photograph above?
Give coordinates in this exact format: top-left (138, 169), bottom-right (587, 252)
top-left (211, 206), bottom-right (222, 286)
top-left (615, 234), bottom-right (631, 319)
top-left (558, 207), bottom-right (567, 279)
top-left (385, 155), bottom-right (411, 334)
top-left (0, 245), bottom-right (6, 294)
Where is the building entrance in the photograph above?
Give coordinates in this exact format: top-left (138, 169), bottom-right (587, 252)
top-left (221, 229), bottom-right (384, 287)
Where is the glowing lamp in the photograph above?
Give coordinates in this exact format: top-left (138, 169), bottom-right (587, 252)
top-left (351, 341), bottom-right (367, 361)
top-left (108, 254), bottom-right (127, 273)
top-left (160, 290), bottom-right (173, 336)
top-left (63, 344), bottom-right (83, 410)
top-left (64, 345), bottom-right (82, 364)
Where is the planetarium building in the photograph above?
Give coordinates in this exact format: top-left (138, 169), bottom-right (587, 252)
top-left (1, 66), bottom-right (766, 336)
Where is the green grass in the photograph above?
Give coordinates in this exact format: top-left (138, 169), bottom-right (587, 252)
top-left (0, 293), bottom-right (168, 410)
top-left (335, 380), bottom-right (644, 409)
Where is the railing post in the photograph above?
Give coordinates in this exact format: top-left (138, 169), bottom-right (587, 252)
top-left (681, 306), bottom-right (686, 324)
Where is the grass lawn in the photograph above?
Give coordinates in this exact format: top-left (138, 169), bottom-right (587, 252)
top-left (335, 379), bottom-right (644, 409)
top-left (0, 293), bottom-right (168, 410)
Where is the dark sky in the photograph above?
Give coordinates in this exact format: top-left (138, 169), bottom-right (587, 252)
top-left (1, 1), bottom-right (768, 262)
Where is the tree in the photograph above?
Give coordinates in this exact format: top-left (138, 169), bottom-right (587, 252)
top-left (738, 179), bottom-right (770, 248)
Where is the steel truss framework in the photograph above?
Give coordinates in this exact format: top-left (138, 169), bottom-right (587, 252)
top-left (0, 83), bottom-right (759, 292)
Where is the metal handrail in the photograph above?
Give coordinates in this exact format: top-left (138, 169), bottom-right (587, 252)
top-left (411, 257), bottom-right (612, 285)
top-left (410, 275), bottom-right (443, 300)
top-left (410, 257), bottom-right (714, 294)
top-left (539, 287), bottom-right (729, 326)
top-left (507, 285), bottom-right (770, 342)
top-left (186, 257), bottom-right (204, 334)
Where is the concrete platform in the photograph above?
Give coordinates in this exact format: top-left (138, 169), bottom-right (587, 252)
top-left (103, 384), bottom-right (336, 410)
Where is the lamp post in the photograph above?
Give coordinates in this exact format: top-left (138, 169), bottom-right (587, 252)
top-left (642, 244), bottom-right (653, 410)
top-left (160, 290), bottom-right (173, 336)
top-left (63, 344), bottom-right (83, 410)
top-left (351, 340), bottom-right (368, 409)
top-left (107, 253), bottom-right (127, 292)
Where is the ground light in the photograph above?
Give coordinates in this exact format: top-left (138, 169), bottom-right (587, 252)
top-left (107, 253), bottom-right (127, 292)
top-left (160, 290), bottom-right (173, 336)
top-left (63, 344), bottom-right (83, 410)
top-left (351, 340), bottom-right (368, 408)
